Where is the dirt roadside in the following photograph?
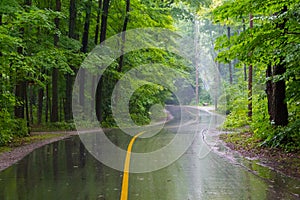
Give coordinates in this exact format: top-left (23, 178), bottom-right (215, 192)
top-left (197, 106), bottom-right (300, 180)
top-left (0, 131), bottom-right (77, 172)
top-left (219, 132), bottom-right (300, 180)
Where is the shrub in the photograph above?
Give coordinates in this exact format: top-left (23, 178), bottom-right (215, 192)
top-left (261, 119), bottom-right (300, 152)
top-left (0, 110), bottom-right (28, 146)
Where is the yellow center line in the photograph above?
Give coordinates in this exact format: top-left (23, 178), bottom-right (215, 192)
top-left (120, 131), bottom-right (146, 200)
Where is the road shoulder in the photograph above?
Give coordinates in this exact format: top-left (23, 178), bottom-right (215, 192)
top-left (0, 131), bottom-right (77, 172)
top-left (194, 105), bottom-right (300, 180)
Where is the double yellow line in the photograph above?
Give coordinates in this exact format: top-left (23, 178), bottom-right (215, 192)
top-left (120, 131), bottom-right (146, 200)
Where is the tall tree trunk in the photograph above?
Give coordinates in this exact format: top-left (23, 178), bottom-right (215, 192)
top-left (214, 62), bottom-right (221, 111)
top-left (65, 73), bottom-right (73, 121)
top-left (266, 6), bottom-right (289, 126)
top-left (14, 0), bottom-right (31, 119)
top-left (117, 0), bottom-right (130, 73)
top-left (242, 18), bottom-right (247, 81)
top-left (37, 87), bottom-right (44, 124)
top-left (227, 26), bottom-right (233, 84)
top-left (96, 0), bottom-right (110, 122)
top-left (15, 80), bottom-right (25, 119)
top-left (266, 63), bottom-right (288, 126)
top-left (266, 65), bottom-right (273, 122)
top-left (113, 0), bottom-right (131, 107)
top-left (51, 69), bottom-right (59, 122)
top-left (15, 42), bottom-right (25, 119)
top-left (69, 0), bottom-right (76, 39)
top-left (79, 0), bottom-right (92, 110)
top-left (194, 19), bottom-right (199, 106)
top-left (91, 0), bottom-right (103, 118)
top-left (272, 63), bottom-right (288, 126)
top-left (94, 0), bottom-right (103, 45)
top-left (100, 0), bottom-right (110, 44)
top-left (248, 14), bottom-right (253, 118)
top-left (0, 14), bottom-right (2, 95)
top-left (51, 0), bottom-right (61, 122)
top-left (65, 0), bottom-right (77, 121)
top-left (24, 82), bottom-right (30, 134)
top-left (29, 84), bottom-right (34, 124)
top-left (59, 98), bottom-right (63, 121)
top-left (45, 81), bottom-right (49, 123)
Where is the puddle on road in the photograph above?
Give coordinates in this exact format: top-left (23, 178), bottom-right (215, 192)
top-left (0, 136), bottom-right (123, 200)
top-left (207, 137), bottom-right (300, 199)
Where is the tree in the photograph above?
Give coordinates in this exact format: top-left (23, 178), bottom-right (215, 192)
top-left (64, 0), bottom-right (78, 121)
top-left (265, 6), bottom-right (289, 126)
top-left (194, 19), bottom-right (200, 106)
top-left (15, 0), bottom-right (32, 120)
top-left (51, 0), bottom-right (61, 122)
top-left (96, 0), bottom-right (110, 122)
top-left (227, 25), bottom-right (233, 84)
top-left (212, 0), bottom-right (297, 126)
top-left (248, 13), bottom-right (253, 118)
top-left (117, 0), bottom-right (130, 73)
top-left (94, 0), bottom-right (102, 45)
top-left (211, 0), bottom-right (300, 150)
top-left (79, 0), bottom-right (92, 110)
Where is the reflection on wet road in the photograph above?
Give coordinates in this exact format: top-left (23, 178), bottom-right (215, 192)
top-left (0, 106), bottom-right (299, 200)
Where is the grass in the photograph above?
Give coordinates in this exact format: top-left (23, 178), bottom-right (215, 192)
top-left (220, 132), bottom-right (300, 179)
top-left (31, 123), bottom-right (75, 132)
top-left (219, 132), bottom-right (262, 152)
top-left (0, 146), bottom-right (12, 154)
top-left (0, 133), bottom-right (65, 154)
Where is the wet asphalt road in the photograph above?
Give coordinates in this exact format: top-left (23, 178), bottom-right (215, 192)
top-left (0, 106), bottom-right (299, 200)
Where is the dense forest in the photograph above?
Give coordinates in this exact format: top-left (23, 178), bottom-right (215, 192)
top-left (0, 0), bottom-right (299, 151)
top-left (212, 0), bottom-right (300, 151)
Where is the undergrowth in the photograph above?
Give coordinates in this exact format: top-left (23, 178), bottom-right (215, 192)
top-left (219, 82), bottom-right (300, 152)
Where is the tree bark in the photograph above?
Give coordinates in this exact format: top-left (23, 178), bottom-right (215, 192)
top-left (64, 0), bottom-right (77, 121)
top-left (0, 13), bottom-right (2, 89)
top-left (91, 0), bottom-right (103, 119)
top-left (94, 0), bottom-right (103, 45)
top-left (194, 19), bottom-right (199, 105)
top-left (14, 0), bottom-right (31, 119)
top-left (214, 62), bottom-right (221, 111)
top-left (266, 65), bottom-right (273, 121)
top-left (45, 81), bottom-right (49, 123)
top-left (227, 26), bottom-right (233, 84)
top-left (29, 84), bottom-right (34, 124)
top-left (248, 14), bottom-right (253, 118)
top-left (266, 63), bottom-right (288, 126)
top-left (100, 0), bottom-right (110, 44)
top-left (79, 0), bottom-right (92, 110)
top-left (37, 87), bottom-right (44, 124)
top-left (96, 0), bottom-right (110, 122)
top-left (51, 0), bottom-right (61, 122)
top-left (272, 63), bottom-right (288, 126)
top-left (51, 69), bottom-right (59, 122)
top-left (242, 18), bottom-right (247, 81)
top-left (24, 82), bottom-right (30, 134)
top-left (69, 0), bottom-right (76, 39)
top-left (117, 0), bottom-right (130, 73)
top-left (15, 27), bottom-right (26, 119)
top-left (15, 81), bottom-right (25, 119)
top-left (81, 0), bottom-right (91, 54)
top-left (266, 6), bottom-right (289, 126)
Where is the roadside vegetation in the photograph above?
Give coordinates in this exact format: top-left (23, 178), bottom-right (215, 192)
top-left (0, 0), bottom-right (299, 157)
top-left (0, 0), bottom-right (209, 147)
top-left (0, 133), bottom-right (65, 153)
top-left (210, 0), bottom-right (300, 152)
